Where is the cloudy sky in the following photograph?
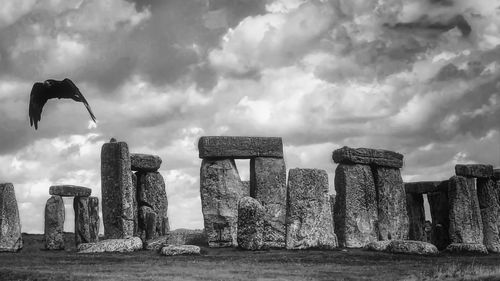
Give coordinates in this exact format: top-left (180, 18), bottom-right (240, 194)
top-left (1, 0), bottom-right (499, 234)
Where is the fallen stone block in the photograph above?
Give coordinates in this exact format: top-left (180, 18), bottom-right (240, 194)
top-left (137, 172), bottom-right (169, 239)
top-left (198, 136), bottom-right (283, 159)
top-left (427, 186), bottom-right (450, 250)
top-left (287, 169), bottom-right (337, 250)
top-left (448, 176), bottom-right (483, 244)
top-left (445, 243), bottom-right (488, 255)
top-left (334, 164), bottom-right (377, 248)
top-left (49, 185), bottom-right (91, 197)
top-left (200, 159), bottom-right (248, 247)
top-left (0, 183), bottom-right (23, 252)
top-left (374, 167), bottom-right (408, 241)
top-left (250, 157), bottom-right (286, 248)
top-left (144, 236), bottom-right (167, 251)
top-left (455, 164), bottom-right (493, 178)
top-left (78, 237), bottom-right (143, 253)
top-left (44, 195), bottom-right (65, 250)
top-left (161, 245), bottom-right (201, 256)
top-left (365, 240), bottom-right (391, 252)
top-left (404, 181), bottom-right (445, 194)
top-left (101, 140), bottom-right (134, 239)
top-left (332, 146), bottom-right (403, 168)
top-left (131, 153), bottom-right (162, 172)
top-left (238, 197), bottom-right (265, 250)
top-left (386, 240), bottom-right (438, 255)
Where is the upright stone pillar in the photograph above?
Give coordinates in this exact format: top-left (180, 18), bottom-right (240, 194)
top-left (237, 197), bottom-right (265, 250)
top-left (250, 157), bottom-right (286, 248)
top-left (74, 197), bottom-right (91, 245)
top-left (137, 172), bottom-right (169, 240)
top-left (200, 159), bottom-right (248, 247)
top-left (131, 172), bottom-right (138, 236)
top-left (101, 140), bottom-right (134, 239)
top-left (88, 197), bottom-right (99, 242)
top-left (44, 195), bottom-right (65, 250)
top-left (427, 186), bottom-right (450, 250)
top-left (286, 169), bottom-right (337, 249)
top-left (477, 178), bottom-right (500, 253)
top-left (334, 164), bottom-right (377, 247)
top-left (0, 183), bottom-right (23, 252)
top-left (405, 193), bottom-right (425, 241)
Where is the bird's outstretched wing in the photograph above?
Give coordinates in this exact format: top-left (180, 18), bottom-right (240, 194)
top-left (63, 78), bottom-right (97, 123)
top-left (29, 83), bottom-right (49, 130)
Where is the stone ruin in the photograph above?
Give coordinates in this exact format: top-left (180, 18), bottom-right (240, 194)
top-left (0, 183), bottom-right (23, 252)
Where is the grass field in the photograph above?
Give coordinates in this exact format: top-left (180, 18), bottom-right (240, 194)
top-left (1, 234), bottom-right (500, 281)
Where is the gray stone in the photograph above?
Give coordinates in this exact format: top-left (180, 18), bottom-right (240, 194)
top-left (386, 240), bottom-right (438, 255)
top-left (334, 164), bottom-right (377, 248)
top-left (286, 169), bottom-right (337, 250)
top-left (78, 237), bottom-right (143, 253)
top-left (137, 172), bottom-right (169, 239)
top-left (88, 197), bottom-right (99, 243)
top-left (365, 240), bottom-right (391, 252)
top-left (166, 229), bottom-right (208, 246)
top-left (406, 193), bottom-right (425, 241)
top-left (198, 136), bottom-right (283, 159)
top-left (200, 159), bottom-right (248, 247)
top-left (448, 176), bottom-right (483, 244)
top-left (0, 183), bottom-right (22, 252)
top-left (237, 197), bottom-right (265, 250)
top-left (49, 185), bottom-right (91, 197)
top-left (101, 141), bottom-right (134, 239)
top-left (130, 153), bottom-right (162, 172)
top-left (427, 187), bottom-right (450, 250)
top-left (144, 236), bottom-right (167, 251)
top-left (445, 243), bottom-right (488, 254)
top-left (493, 169), bottom-right (500, 180)
top-left (161, 245), bottom-right (201, 256)
top-left (374, 167), bottom-right (408, 241)
top-left (131, 172), bottom-right (138, 236)
top-left (455, 164), bottom-right (493, 178)
top-left (44, 195), bottom-right (65, 250)
top-left (73, 197), bottom-right (91, 245)
top-left (250, 157), bottom-right (286, 248)
top-left (138, 206), bottom-right (157, 241)
top-left (332, 146), bottom-right (403, 168)
top-left (405, 181), bottom-right (446, 194)
top-left (477, 178), bottom-right (500, 253)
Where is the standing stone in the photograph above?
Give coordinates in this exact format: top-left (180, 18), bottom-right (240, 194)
top-left (287, 169), bottom-right (337, 249)
top-left (334, 164), bottom-right (377, 248)
top-left (138, 206), bottom-right (157, 241)
top-left (0, 183), bottom-right (22, 252)
top-left (200, 159), bottom-right (248, 247)
top-left (448, 176), bottom-right (483, 244)
top-left (405, 192), bottom-right (425, 241)
top-left (237, 197), bottom-right (265, 250)
top-left (74, 197), bottom-right (91, 245)
top-left (44, 195), bottom-right (65, 250)
top-left (250, 157), bottom-right (286, 248)
top-left (101, 140), bottom-right (134, 239)
top-left (330, 194), bottom-right (335, 226)
top-left (477, 178), bottom-right (500, 253)
top-left (373, 167), bottom-right (408, 241)
top-left (131, 172), bottom-right (138, 236)
top-left (427, 186), bottom-right (450, 250)
top-left (88, 197), bottom-right (99, 242)
top-left (137, 172), bottom-right (169, 239)
top-left (130, 153), bottom-right (162, 172)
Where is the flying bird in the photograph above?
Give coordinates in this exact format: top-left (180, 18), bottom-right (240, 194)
top-left (29, 78), bottom-right (97, 130)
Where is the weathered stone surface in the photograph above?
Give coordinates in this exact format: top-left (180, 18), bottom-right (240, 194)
top-left (445, 243), bottom-right (488, 254)
top-left (198, 136), bottom-right (283, 159)
top-left (49, 185), bottom-right (91, 197)
top-left (455, 164), bottom-right (493, 178)
top-left (404, 181), bottom-right (445, 194)
top-left (250, 157), bottom-right (286, 248)
top-left (130, 153), bottom-right (162, 172)
top-left (161, 245), bottom-right (201, 256)
top-left (237, 197), bottom-right (265, 250)
top-left (477, 178), bottom-right (500, 253)
top-left (427, 187), bottom-right (450, 250)
top-left (200, 159), bottom-right (248, 247)
top-left (144, 236), bottom-right (167, 251)
top-left (374, 167), bottom-right (408, 241)
top-left (287, 169), bottom-right (337, 250)
top-left (101, 141), bottom-right (134, 239)
top-left (166, 229), bottom-right (208, 246)
top-left (44, 195), bottom-right (65, 250)
top-left (74, 197), bottom-right (91, 245)
top-left (332, 146), bottom-right (403, 168)
top-left (448, 176), bottom-right (483, 244)
top-left (0, 183), bottom-right (22, 252)
top-left (406, 193), bottom-right (425, 241)
top-left (88, 197), bottom-right (99, 243)
top-left (138, 206), bottom-right (157, 241)
top-left (78, 237), bottom-right (143, 253)
top-left (137, 172), bottom-right (169, 239)
top-left (131, 172), bottom-right (138, 236)
top-left (365, 240), bottom-right (391, 252)
top-left (386, 240), bottom-right (438, 255)
top-left (334, 164), bottom-right (377, 248)
top-left (493, 169), bottom-right (500, 180)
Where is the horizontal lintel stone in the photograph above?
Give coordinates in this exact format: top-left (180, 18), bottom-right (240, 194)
top-left (404, 181), bottom-right (447, 194)
top-left (455, 164), bottom-right (493, 178)
top-left (492, 169), bottom-right (500, 180)
top-left (130, 153), bottom-right (162, 172)
top-left (332, 146), bottom-right (403, 168)
top-left (49, 185), bottom-right (91, 197)
top-left (198, 136), bottom-right (283, 159)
